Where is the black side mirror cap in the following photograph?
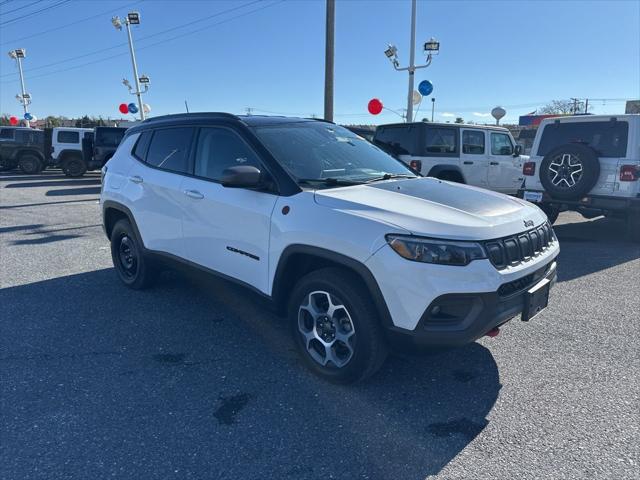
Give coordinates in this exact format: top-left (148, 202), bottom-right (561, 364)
top-left (221, 165), bottom-right (262, 188)
top-left (513, 145), bottom-right (523, 157)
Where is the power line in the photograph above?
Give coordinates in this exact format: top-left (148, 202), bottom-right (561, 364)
top-left (0, 0), bottom-right (44, 17)
top-left (0, 0), bottom-right (144, 45)
top-left (0, 0), bottom-right (285, 84)
top-left (0, 0), bottom-right (71, 27)
top-left (1, 0), bottom-right (265, 78)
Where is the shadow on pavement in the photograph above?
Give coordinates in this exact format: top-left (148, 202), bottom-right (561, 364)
top-left (554, 217), bottom-right (640, 282)
top-left (5, 179), bottom-right (101, 189)
top-left (0, 198), bottom-right (98, 210)
top-left (45, 187), bottom-right (101, 196)
top-left (1, 268), bottom-right (501, 479)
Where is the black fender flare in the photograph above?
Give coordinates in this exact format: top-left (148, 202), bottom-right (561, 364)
top-left (102, 201), bottom-right (145, 247)
top-left (58, 149), bottom-right (85, 162)
top-left (272, 244), bottom-right (394, 329)
top-left (426, 164), bottom-right (466, 182)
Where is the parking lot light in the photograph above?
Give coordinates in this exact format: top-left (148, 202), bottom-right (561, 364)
top-left (7, 49), bottom-right (31, 127)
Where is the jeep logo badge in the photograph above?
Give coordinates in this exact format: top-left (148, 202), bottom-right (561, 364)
top-left (524, 219), bottom-right (534, 228)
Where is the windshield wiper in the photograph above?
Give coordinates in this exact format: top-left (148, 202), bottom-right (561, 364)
top-left (297, 178), bottom-right (364, 187)
top-left (365, 173), bottom-right (417, 183)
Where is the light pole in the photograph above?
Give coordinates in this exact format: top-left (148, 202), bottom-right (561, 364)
top-left (112, 12), bottom-right (149, 120)
top-left (384, 0), bottom-right (439, 123)
top-left (8, 49), bottom-right (31, 127)
top-left (431, 97), bottom-right (435, 122)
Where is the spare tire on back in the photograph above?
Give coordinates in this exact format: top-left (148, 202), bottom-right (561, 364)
top-left (539, 143), bottom-right (600, 200)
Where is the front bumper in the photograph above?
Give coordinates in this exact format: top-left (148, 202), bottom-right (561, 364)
top-left (385, 260), bottom-right (557, 348)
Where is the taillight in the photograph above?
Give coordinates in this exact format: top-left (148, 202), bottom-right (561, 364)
top-left (409, 160), bottom-right (422, 172)
top-left (523, 162), bottom-right (536, 176)
top-left (619, 165), bottom-right (639, 181)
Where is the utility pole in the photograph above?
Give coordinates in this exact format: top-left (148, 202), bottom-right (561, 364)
top-left (112, 13), bottom-right (149, 121)
top-left (185, 100), bottom-right (190, 113)
top-left (584, 98), bottom-right (589, 114)
top-left (8, 49), bottom-right (31, 127)
top-left (570, 97), bottom-right (580, 115)
top-left (431, 97), bottom-right (435, 122)
top-left (324, 0), bottom-right (335, 122)
top-left (383, 1), bottom-right (439, 123)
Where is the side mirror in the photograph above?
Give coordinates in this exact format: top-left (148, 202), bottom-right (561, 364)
top-left (220, 165), bottom-right (262, 188)
top-left (513, 144), bottom-right (523, 157)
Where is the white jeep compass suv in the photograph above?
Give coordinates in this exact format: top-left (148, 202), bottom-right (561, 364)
top-left (101, 113), bottom-right (559, 383)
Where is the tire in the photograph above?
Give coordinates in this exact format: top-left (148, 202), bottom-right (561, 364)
top-left (110, 219), bottom-right (156, 289)
top-left (538, 203), bottom-right (560, 224)
top-left (539, 144), bottom-right (600, 200)
top-left (0, 159), bottom-right (17, 171)
top-left (61, 154), bottom-right (87, 177)
top-left (18, 154), bottom-right (44, 174)
top-left (289, 267), bottom-right (388, 384)
top-left (627, 211), bottom-right (640, 243)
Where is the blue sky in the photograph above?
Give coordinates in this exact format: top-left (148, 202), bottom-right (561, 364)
top-left (1, 0), bottom-right (638, 124)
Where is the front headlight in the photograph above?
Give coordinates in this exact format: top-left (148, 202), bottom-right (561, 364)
top-left (385, 234), bottom-right (487, 266)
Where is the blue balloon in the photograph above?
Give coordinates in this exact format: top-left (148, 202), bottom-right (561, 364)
top-left (24, 112), bottom-right (33, 120)
top-left (128, 103), bottom-right (139, 114)
top-left (418, 80), bottom-right (433, 96)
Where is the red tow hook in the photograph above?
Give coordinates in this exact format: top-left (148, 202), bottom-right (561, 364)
top-left (485, 327), bottom-right (500, 338)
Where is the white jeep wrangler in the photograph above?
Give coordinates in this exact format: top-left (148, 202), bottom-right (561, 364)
top-left (373, 122), bottom-right (525, 195)
top-left (101, 113), bottom-right (559, 383)
top-left (518, 114), bottom-right (640, 241)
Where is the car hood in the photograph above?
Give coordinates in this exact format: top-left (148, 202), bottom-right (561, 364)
top-left (313, 177), bottom-right (546, 240)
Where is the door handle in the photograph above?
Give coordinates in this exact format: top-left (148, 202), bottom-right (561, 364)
top-left (463, 161), bottom-right (474, 165)
top-left (184, 189), bottom-right (204, 200)
top-left (129, 175), bottom-right (143, 184)
top-left (489, 162), bottom-right (499, 166)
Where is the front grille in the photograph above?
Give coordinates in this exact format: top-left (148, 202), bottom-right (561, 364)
top-left (497, 262), bottom-right (552, 297)
top-left (484, 222), bottom-right (555, 270)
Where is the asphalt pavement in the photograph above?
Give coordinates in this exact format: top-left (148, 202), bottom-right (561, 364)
top-left (1, 170), bottom-right (638, 480)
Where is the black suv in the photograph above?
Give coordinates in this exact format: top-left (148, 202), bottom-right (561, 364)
top-left (0, 126), bottom-right (46, 174)
top-left (81, 127), bottom-right (128, 173)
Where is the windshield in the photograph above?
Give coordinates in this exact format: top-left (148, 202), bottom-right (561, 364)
top-left (253, 122), bottom-right (416, 184)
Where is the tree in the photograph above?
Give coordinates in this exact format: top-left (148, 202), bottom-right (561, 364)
top-left (454, 117), bottom-right (464, 124)
top-left (538, 99), bottom-right (592, 115)
top-left (0, 114), bottom-right (10, 126)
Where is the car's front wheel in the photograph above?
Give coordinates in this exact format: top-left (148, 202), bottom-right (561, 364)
top-left (110, 219), bottom-right (156, 289)
top-left (289, 268), bottom-right (388, 383)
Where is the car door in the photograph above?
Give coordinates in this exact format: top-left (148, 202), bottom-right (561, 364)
top-left (487, 131), bottom-right (523, 194)
top-left (180, 126), bottom-right (278, 294)
top-left (460, 128), bottom-right (489, 188)
top-left (124, 127), bottom-right (195, 258)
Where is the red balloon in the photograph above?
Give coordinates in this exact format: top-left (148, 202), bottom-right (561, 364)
top-left (368, 98), bottom-right (383, 115)
top-left (9, 116), bottom-right (18, 125)
top-left (119, 103), bottom-right (129, 114)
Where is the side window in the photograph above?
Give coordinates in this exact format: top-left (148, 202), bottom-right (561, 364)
top-left (491, 133), bottom-right (513, 155)
top-left (146, 127), bottom-right (194, 174)
top-left (0, 128), bottom-right (14, 140)
top-left (132, 131), bottom-right (152, 161)
top-left (194, 127), bottom-right (261, 181)
top-left (462, 130), bottom-right (485, 154)
top-left (57, 131), bottom-right (80, 143)
top-left (425, 127), bottom-right (457, 156)
top-left (374, 125), bottom-right (417, 155)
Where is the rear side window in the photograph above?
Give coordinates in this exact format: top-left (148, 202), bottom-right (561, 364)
top-left (15, 130), bottom-right (41, 144)
top-left (0, 128), bottom-right (15, 140)
top-left (374, 125), bottom-right (418, 155)
top-left (132, 131), bottom-right (152, 160)
top-left (57, 131), bottom-right (80, 143)
top-left (194, 127), bottom-right (261, 181)
top-left (538, 121), bottom-right (629, 157)
top-left (96, 129), bottom-right (126, 147)
top-left (425, 127), bottom-right (457, 156)
top-left (146, 127), bottom-right (194, 174)
top-left (462, 130), bottom-right (485, 154)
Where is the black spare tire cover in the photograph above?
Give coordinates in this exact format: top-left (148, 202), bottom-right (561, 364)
top-left (539, 143), bottom-right (600, 200)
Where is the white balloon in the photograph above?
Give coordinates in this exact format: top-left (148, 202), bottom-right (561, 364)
top-left (29, 115), bottom-right (37, 122)
top-left (143, 103), bottom-right (151, 113)
top-left (412, 90), bottom-right (422, 106)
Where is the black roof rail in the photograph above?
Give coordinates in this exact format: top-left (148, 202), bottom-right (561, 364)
top-left (141, 112), bottom-right (241, 123)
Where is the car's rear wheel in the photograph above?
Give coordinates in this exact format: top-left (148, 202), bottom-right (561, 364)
top-left (289, 268), bottom-right (388, 383)
top-left (110, 219), bottom-right (156, 289)
top-left (61, 154), bottom-right (87, 177)
top-left (18, 154), bottom-right (43, 174)
top-left (0, 159), bottom-right (18, 171)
